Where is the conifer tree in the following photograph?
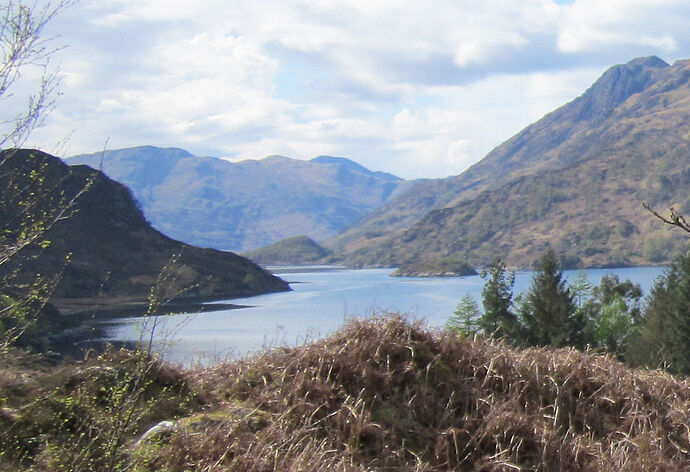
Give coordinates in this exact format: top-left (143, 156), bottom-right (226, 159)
top-left (628, 251), bottom-right (690, 374)
top-left (446, 294), bottom-right (480, 338)
top-left (479, 258), bottom-right (519, 340)
top-left (520, 248), bottom-right (579, 347)
top-left (570, 269), bottom-right (592, 309)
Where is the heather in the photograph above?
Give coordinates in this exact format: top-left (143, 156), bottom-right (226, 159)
top-left (4, 315), bottom-right (690, 471)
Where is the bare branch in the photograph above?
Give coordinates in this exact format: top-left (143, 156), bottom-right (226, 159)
top-left (643, 202), bottom-right (690, 234)
top-left (0, 0), bottom-right (73, 149)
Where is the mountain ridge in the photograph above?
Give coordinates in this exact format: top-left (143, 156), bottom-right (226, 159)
top-left (66, 147), bottom-right (413, 252)
top-left (332, 56), bottom-right (690, 270)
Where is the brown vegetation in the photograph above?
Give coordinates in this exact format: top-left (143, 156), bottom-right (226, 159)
top-left (330, 57), bottom-right (690, 270)
top-left (172, 315), bottom-right (690, 471)
top-left (3, 316), bottom-right (690, 470)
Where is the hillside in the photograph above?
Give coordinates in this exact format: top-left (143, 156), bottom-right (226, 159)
top-left (4, 316), bottom-right (690, 471)
top-left (0, 149), bottom-right (289, 312)
top-left (67, 147), bottom-right (413, 252)
top-left (243, 235), bottom-right (331, 266)
top-left (334, 56), bottom-right (690, 269)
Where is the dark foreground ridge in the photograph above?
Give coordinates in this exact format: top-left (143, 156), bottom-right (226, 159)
top-left (4, 316), bottom-right (689, 470)
top-left (0, 149), bottom-right (290, 313)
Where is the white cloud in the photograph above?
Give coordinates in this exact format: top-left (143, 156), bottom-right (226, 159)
top-left (453, 31), bottom-right (530, 67)
top-left (557, 0), bottom-right (686, 54)
top-left (22, 0), bottom-right (690, 179)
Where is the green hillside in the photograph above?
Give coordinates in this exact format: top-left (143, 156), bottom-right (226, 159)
top-left (243, 235), bottom-right (331, 266)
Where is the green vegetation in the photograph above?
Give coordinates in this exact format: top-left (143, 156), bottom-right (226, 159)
top-left (627, 251), bottom-right (690, 374)
top-left (244, 235), bottom-right (331, 266)
top-left (0, 0), bottom-right (77, 351)
top-left (518, 248), bottom-right (580, 348)
top-left (3, 9), bottom-right (690, 470)
top-left (0, 348), bottom-right (199, 471)
top-left (447, 248), bottom-right (690, 376)
top-left (445, 294), bottom-right (480, 337)
top-left (478, 258), bottom-right (519, 338)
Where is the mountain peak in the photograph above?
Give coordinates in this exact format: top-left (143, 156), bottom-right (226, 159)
top-left (575, 56), bottom-right (669, 123)
top-left (311, 155), bottom-right (367, 170)
top-left (311, 155), bottom-right (402, 181)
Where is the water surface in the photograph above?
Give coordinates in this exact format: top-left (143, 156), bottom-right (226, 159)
top-left (101, 266), bottom-right (665, 365)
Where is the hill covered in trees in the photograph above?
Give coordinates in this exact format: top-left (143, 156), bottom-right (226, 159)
top-left (243, 235), bottom-right (332, 266)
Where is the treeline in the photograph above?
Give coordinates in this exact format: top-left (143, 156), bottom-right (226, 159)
top-left (447, 247), bottom-right (690, 375)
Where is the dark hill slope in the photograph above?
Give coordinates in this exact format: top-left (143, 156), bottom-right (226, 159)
top-left (0, 149), bottom-right (289, 310)
top-left (336, 56), bottom-right (690, 268)
top-left (67, 147), bottom-right (413, 251)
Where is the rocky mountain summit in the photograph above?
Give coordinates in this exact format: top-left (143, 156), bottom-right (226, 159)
top-left (330, 56), bottom-right (690, 270)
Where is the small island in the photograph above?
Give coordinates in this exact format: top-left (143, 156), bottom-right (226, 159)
top-left (392, 255), bottom-right (478, 277)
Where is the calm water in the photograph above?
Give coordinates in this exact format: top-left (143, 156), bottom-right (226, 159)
top-left (101, 266), bottom-right (665, 365)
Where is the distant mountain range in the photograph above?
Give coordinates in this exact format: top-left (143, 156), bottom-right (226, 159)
top-left (66, 148), bottom-right (413, 252)
top-left (1, 149), bottom-right (289, 311)
top-left (329, 56), bottom-right (690, 269)
top-left (64, 55), bottom-right (690, 272)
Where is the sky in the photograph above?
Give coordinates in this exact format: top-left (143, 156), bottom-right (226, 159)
top-left (13, 0), bottom-right (690, 179)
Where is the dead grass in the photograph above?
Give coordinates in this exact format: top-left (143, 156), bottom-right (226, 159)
top-left (173, 314), bottom-right (690, 471)
top-left (4, 315), bottom-right (690, 471)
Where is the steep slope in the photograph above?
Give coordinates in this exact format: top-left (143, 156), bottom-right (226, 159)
top-left (0, 149), bottom-right (289, 310)
top-left (331, 56), bottom-right (678, 263)
top-left (337, 56), bottom-right (690, 269)
top-left (67, 147), bottom-right (413, 252)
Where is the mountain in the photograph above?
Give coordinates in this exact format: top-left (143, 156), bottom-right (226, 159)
top-left (66, 147), bottom-right (413, 252)
top-left (243, 235), bottom-right (332, 266)
top-left (0, 149), bottom-right (289, 311)
top-left (333, 56), bottom-right (690, 269)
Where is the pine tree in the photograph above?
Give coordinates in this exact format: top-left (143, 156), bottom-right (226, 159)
top-left (520, 248), bottom-right (578, 347)
top-left (479, 258), bottom-right (519, 340)
top-left (446, 294), bottom-right (480, 338)
top-left (628, 251), bottom-right (690, 373)
top-left (570, 269), bottom-right (592, 309)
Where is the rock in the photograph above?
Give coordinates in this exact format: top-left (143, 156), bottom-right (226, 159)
top-left (137, 420), bottom-right (178, 445)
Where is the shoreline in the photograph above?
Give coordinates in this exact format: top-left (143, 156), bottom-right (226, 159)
top-left (45, 298), bottom-right (251, 360)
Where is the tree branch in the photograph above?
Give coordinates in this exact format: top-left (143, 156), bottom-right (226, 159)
top-left (643, 202), bottom-right (690, 234)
